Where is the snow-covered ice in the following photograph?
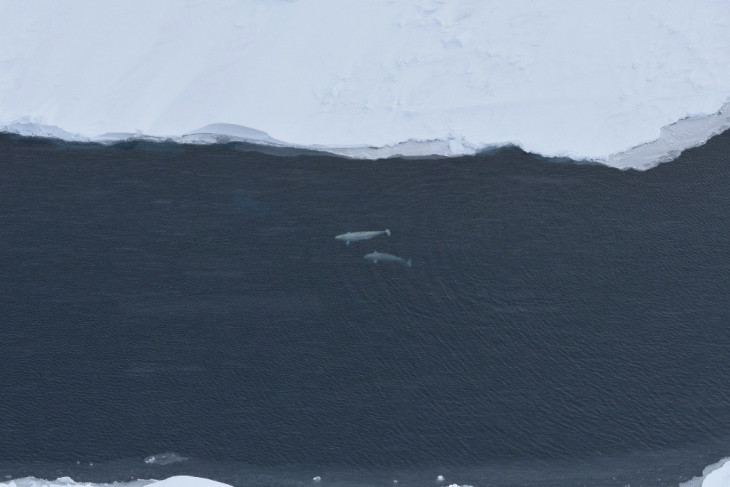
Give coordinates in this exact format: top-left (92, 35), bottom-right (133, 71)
top-left (143, 478), bottom-right (228, 487)
top-left (4, 461), bottom-right (730, 487)
top-left (680, 457), bottom-right (730, 487)
top-left (0, 477), bottom-right (228, 487)
top-left (701, 459), bottom-right (730, 487)
top-left (1, 0), bottom-right (729, 168)
top-left (0, 477), bottom-right (153, 487)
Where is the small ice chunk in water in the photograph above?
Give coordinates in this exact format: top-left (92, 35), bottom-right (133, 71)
top-left (312, 477), bottom-right (321, 482)
top-left (436, 475), bottom-right (445, 482)
top-left (144, 452), bottom-right (190, 465)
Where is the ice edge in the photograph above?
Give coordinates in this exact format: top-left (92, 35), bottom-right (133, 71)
top-left (2, 102), bottom-right (729, 170)
top-left (3, 461), bottom-right (730, 487)
top-left (680, 457), bottom-right (730, 487)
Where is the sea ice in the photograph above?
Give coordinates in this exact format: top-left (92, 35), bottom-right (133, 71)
top-left (680, 457), bottom-right (730, 487)
top-left (0, 2), bottom-right (729, 166)
top-left (143, 452), bottom-right (189, 466)
top-left (702, 460), bottom-right (730, 487)
top-left (0, 478), bottom-right (153, 487)
top-left (143, 478), bottom-right (229, 487)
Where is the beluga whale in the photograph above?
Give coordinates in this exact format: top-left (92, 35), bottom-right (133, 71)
top-left (335, 229), bottom-right (390, 245)
top-left (364, 250), bottom-right (412, 268)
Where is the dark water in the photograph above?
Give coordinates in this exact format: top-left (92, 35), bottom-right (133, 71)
top-left (1, 133), bottom-right (729, 487)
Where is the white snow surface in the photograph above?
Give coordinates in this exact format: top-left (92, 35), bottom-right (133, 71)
top-left (701, 460), bottom-right (730, 487)
top-left (1, 0), bottom-right (730, 169)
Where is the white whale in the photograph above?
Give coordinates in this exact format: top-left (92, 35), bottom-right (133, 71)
top-left (364, 250), bottom-right (412, 267)
top-left (335, 229), bottom-right (390, 245)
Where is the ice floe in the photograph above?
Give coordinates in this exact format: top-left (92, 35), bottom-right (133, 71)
top-left (1, 1), bottom-right (729, 169)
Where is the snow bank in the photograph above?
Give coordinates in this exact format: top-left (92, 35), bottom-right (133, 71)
top-left (1, 0), bottom-right (729, 169)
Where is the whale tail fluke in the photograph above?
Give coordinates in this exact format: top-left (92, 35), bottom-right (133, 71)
top-left (385, 229), bottom-right (391, 236)
top-left (406, 259), bottom-right (412, 268)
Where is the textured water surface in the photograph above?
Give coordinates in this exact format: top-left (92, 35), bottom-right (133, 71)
top-left (1, 133), bottom-right (729, 486)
